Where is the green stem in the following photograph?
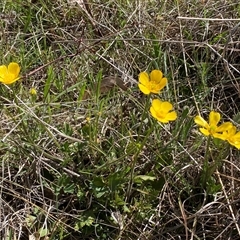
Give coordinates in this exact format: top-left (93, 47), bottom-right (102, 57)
top-left (126, 118), bottom-right (156, 202)
top-left (137, 94), bottom-right (151, 142)
top-left (201, 137), bottom-right (227, 191)
top-left (201, 136), bottom-right (211, 189)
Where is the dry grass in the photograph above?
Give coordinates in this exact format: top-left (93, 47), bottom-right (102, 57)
top-left (1, 0), bottom-right (240, 239)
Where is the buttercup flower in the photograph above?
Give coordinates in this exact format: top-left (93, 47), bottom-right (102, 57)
top-left (138, 70), bottom-right (167, 95)
top-left (194, 111), bottom-right (232, 139)
top-left (150, 99), bottom-right (177, 123)
top-left (29, 87), bottom-right (37, 95)
top-left (220, 125), bottom-right (240, 149)
top-left (0, 62), bottom-right (20, 85)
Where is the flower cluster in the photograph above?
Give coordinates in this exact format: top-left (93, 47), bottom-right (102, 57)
top-left (138, 69), bottom-right (177, 123)
top-left (0, 62), bottom-right (20, 85)
top-left (194, 111), bottom-right (240, 149)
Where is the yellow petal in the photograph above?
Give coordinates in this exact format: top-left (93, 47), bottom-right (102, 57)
top-left (138, 83), bottom-right (150, 94)
top-left (228, 132), bottom-right (240, 146)
top-left (150, 70), bottom-right (163, 82)
top-left (150, 106), bottom-right (158, 119)
top-left (160, 101), bottom-right (173, 113)
top-left (150, 111), bottom-right (168, 123)
top-left (229, 141), bottom-right (240, 149)
top-left (209, 111), bottom-right (220, 126)
top-left (228, 138), bottom-right (238, 146)
top-left (227, 125), bottom-right (237, 136)
top-left (166, 111), bottom-right (177, 121)
top-left (159, 77), bottom-right (167, 88)
top-left (4, 75), bottom-right (14, 84)
top-left (233, 144), bottom-right (240, 149)
top-left (139, 72), bottom-right (149, 85)
top-left (0, 65), bottom-right (7, 79)
top-left (216, 122), bottom-right (233, 132)
top-left (233, 132), bottom-right (240, 139)
top-left (213, 133), bottom-right (227, 140)
top-left (8, 62), bottom-right (20, 78)
top-left (150, 88), bottom-right (162, 94)
top-left (150, 105), bottom-right (168, 123)
top-left (151, 99), bottom-right (162, 111)
top-left (194, 115), bottom-right (209, 128)
top-left (158, 118), bottom-right (170, 123)
top-left (199, 128), bottom-right (210, 136)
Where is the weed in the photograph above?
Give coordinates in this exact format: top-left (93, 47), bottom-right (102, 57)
top-left (1, 0), bottom-right (240, 239)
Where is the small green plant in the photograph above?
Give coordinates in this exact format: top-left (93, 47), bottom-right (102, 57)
top-left (1, 1), bottom-right (240, 239)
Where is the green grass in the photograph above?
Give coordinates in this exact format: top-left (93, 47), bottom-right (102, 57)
top-left (1, 0), bottom-right (240, 239)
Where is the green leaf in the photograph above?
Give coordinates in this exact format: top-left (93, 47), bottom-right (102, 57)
top-left (39, 227), bottom-right (48, 237)
top-left (233, 112), bottom-right (240, 124)
top-left (92, 176), bottom-right (105, 187)
top-left (108, 173), bottom-right (124, 192)
top-left (134, 175), bottom-right (156, 182)
top-left (64, 183), bottom-right (75, 194)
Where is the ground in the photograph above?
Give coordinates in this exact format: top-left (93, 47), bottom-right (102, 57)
top-left (1, 0), bottom-right (240, 239)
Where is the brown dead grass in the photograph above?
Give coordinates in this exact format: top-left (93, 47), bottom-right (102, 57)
top-left (1, 0), bottom-right (240, 239)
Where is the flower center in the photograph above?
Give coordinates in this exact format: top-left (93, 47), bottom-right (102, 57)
top-left (156, 111), bottom-right (166, 119)
top-left (209, 125), bottom-right (217, 134)
top-left (150, 82), bottom-right (157, 89)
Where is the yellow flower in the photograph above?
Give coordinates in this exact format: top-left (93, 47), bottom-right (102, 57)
top-left (138, 70), bottom-right (167, 95)
top-left (221, 125), bottom-right (240, 149)
top-left (0, 62), bottom-right (20, 85)
top-left (150, 99), bottom-right (177, 123)
top-left (194, 111), bottom-right (233, 139)
top-left (29, 88), bottom-right (37, 95)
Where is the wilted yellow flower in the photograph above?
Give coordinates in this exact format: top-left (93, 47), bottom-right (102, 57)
top-left (138, 70), bottom-right (167, 95)
top-left (0, 62), bottom-right (20, 85)
top-left (220, 125), bottom-right (240, 149)
top-left (29, 88), bottom-right (37, 95)
top-left (150, 99), bottom-right (177, 123)
top-left (194, 111), bottom-right (233, 139)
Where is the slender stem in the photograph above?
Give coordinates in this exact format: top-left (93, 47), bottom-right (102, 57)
top-left (201, 136), bottom-right (211, 189)
top-left (137, 94), bottom-right (151, 142)
top-left (126, 118), bottom-right (156, 202)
